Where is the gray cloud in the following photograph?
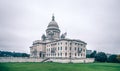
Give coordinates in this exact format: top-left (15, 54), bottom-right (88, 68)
top-left (0, 0), bottom-right (120, 54)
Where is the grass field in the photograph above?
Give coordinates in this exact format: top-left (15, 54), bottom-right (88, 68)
top-left (0, 62), bottom-right (120, 71)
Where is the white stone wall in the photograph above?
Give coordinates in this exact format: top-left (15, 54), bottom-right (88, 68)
top-left (30, 43), bottom-right (46, 57)
top-left (0, 57), bottom-right (94, 63)
top-left (46, 40), bottom-right (86, 58)
top-left (0, 57), bottom-right (43, 62)
top-left (50, 58), bottom-right (94, 63)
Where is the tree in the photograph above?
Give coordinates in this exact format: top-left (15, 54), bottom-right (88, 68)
top-left (0, 51), bottom-right (29, 57)
top-left (95, 52), bottom-right (107, 62)
top-left (90, 50), bottom-right (97, 58)
top-left (107, 55), bottom-right (118, 63)
top-left (22, 53), bottom-right (30, 57)
top-left (117, 55), bottom-right (120, 63)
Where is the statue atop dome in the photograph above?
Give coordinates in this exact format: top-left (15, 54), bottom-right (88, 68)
top-left (52, 14), bottom-right (55, 21)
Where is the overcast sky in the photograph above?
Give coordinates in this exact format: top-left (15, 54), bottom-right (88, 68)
top-left (0, 0), bottom-right (120, 54)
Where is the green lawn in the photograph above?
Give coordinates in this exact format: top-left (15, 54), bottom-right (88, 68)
top-left (0, 62), bottom-right (120, 71)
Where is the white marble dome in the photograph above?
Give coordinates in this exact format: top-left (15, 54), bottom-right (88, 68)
top-left (48, 21), bottom-right (59, 28)
top-left (47, 15), bottom-right (59, 29)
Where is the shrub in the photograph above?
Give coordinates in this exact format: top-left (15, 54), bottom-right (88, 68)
top-left (107, 55), bottom-right (118, 63)
top-left (95, 52), bottom-right (107, 62)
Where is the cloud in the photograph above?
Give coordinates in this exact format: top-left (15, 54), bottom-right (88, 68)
top-left (0, 0), bottom-right (120, 54)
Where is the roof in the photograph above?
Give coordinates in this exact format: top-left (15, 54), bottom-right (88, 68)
top-left (46, 38), bottom-right (87, 44)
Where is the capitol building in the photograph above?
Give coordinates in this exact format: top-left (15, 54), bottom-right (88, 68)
top-left (30, 15), bottom-right (87, 59)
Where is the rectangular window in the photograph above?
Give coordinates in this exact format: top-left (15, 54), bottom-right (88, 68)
top-left (65, 42), bottom-right (67, 45)
top-left (75, 47), bottom-right (76, 50)
top-left (69, 53), bottom-right (71, 56)
top-left (83, 49), bottom-right (85, 52)
top-left (61, 53), bottom-right (62, 56)
top-left (75, 43), bottom-right (77, 45)
top-left (61, 47), bottom-right (62, 50)
top-left (65, 53), bottom-right (67, 56)
top-left (81, 44), bottom-right (83, 46)
top-left (70, 47), bottom-right (71, 50)
top-left (65, 47), bottom-right (67, 50)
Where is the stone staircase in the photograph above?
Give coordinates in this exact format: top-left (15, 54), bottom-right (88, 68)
top-left (41, 58), bottom-right (50, 62)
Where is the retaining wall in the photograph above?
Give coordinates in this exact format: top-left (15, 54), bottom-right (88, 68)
top-left (0, 57), bottom-right (43, 62)
top-left (50, 58), bottom-right (94, 63)
top-left (0, 57), bottom-right (94, 63)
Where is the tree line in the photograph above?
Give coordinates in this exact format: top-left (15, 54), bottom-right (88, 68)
top-left (86, 51), bottom-right (120, 63)
top-left (0, 51), bottom-right (30, 57)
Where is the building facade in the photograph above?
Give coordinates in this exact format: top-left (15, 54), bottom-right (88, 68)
top-left (30, 15), bottom-right (87, 59)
